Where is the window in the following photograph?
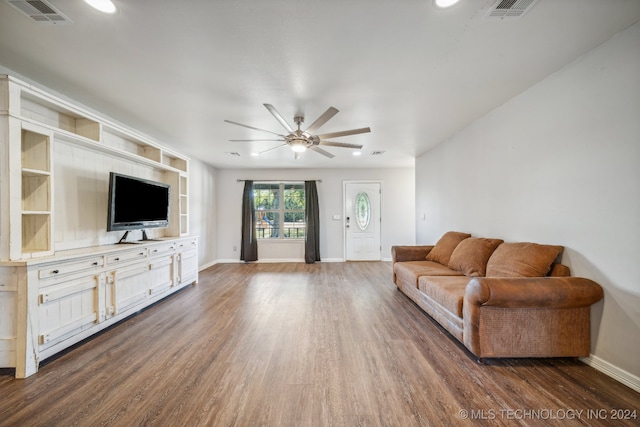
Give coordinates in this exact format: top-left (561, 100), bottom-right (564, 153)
top-left (254, 182), bottom-right (305, 239)
top-left (355, 192), bottom-right (371, 231)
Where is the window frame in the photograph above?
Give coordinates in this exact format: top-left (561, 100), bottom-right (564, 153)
top-left (253, 182), bottom-right (306, 240)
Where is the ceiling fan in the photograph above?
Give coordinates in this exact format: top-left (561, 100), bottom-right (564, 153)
top-left (224, 104), bottom-right (371, 159)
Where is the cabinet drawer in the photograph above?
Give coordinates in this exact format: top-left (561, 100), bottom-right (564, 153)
top-left (175, 238), bottom-right (197, 250)
top-left (148, 242), bottom-right (175, 258)
top-left (106, 249), bottom-right (147, 265)
top-left (38, 257), bottom-right (104, 279)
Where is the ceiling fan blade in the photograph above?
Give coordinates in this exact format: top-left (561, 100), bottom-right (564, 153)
top-left (229, 139), bottom-right (283, 142)
top-left (316, 127), bottom-right (371, 140)
top-left (224, 120), bottom-right (286, 138)
top-left (304, 107), bottom-right (339, 135)
top-left (309, 146), bottom-right (335, 158)
top-left (318, 140), bottom-right (363, 149)
top-left (257, 143), bottom-right (288, 155)
top-left (264, 104), bottom-right (294, 133)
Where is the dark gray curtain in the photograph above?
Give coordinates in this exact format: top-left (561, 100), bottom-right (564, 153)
top-left (304, 180), bottom-right (321, 264)
top-left (240, 180), bottom-right (258, 262)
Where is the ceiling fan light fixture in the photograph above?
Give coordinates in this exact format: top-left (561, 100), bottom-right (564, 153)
top-left (84, 0), bottom-right (117, 14)
top-left (434, 0), bottom-right (460, 8)
top-left (225, 104), bottom-right (371, 159)
top-left (290, 141), bottom-right (307, 153)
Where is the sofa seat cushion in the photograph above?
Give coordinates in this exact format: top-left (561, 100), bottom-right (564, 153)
top-left (418, 276), bottom-right (470, 317)
top-left (394, 261), bottom-right (464, 288)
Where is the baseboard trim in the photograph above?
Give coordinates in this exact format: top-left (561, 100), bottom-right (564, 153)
top-left (198, 260), bottom-right (218, 271)
top-left (207, 258), bottom-right (348, 265)
top-left (211, 259), bottom-right (241, 264)
top-left (203, 258), bottom-right (393, 266)
top-left (580, 355), bottom-right (640, 393)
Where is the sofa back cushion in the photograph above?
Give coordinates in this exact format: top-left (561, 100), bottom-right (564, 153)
top-left (486, 242), bottom-right (564, 277)
top-left (550, 263), bottom-right (571, 277)
top-left (425, 231), bottom-right (471, 265)
top-left (448, 237), bottom-right (504, 277)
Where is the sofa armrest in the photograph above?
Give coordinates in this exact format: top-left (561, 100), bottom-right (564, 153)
top-left (391, 245), bottom-right (433, 263)
top-left (465, 277), bottom-right (603, 309)
top-left (463, 277), bottom-right (603, 358)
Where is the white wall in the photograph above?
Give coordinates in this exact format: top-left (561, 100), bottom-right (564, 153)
top-left (415, 22), bottom-right (640, 385)
top-left (188, 159), bottom-right (218, 268)
top-left (215, 167), bottom-right (415, 262)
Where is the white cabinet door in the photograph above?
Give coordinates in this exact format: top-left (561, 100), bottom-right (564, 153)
top-left (38, 273), bottom-right (103, 350)
top-left (148, 256), bottom-right (174, 297)
top-left (111, 264), bottom-right (149, 314)
top-left (177, 249), bottom-right (198, 286)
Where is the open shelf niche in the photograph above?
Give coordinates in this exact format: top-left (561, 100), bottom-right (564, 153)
top-left (21, 124), bottom-right (53, 257)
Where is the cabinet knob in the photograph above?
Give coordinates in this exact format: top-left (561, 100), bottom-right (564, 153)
top-left (114, 257), bottom-right (120, 261)
top-left (92, 261), bottom-right (98, 266)
top-left (52, 269), bottom-right (59, 274)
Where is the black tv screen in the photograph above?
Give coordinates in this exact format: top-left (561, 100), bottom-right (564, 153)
top-left (107, 172), bottom-right (170, 231)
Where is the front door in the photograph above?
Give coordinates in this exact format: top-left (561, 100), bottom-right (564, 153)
top-left (344, 181), bottom-right (381, 261)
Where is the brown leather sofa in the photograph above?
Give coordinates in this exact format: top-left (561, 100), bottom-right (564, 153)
top-left (392, 231), bottom-right (604, 359)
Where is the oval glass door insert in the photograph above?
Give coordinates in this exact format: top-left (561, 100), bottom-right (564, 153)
top-left (355, 192), bottom-right (371, 231)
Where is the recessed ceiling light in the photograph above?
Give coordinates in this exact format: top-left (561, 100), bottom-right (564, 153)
top-left (84, 0), bottom-right (117, 14)
top-left (434, 0), bottom-right (461, 8)
top-left (352, 151), bottom-right (362, 156)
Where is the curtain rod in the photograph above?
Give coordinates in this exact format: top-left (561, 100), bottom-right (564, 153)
top-left (236, 179), bottom-right (322, 183)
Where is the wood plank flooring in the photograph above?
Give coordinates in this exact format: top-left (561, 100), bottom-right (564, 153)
top-left (0, 262), bottom-right (638, 426)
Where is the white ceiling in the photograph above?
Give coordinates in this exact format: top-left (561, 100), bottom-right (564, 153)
top-left (1, 0), bottom-right (639, 169)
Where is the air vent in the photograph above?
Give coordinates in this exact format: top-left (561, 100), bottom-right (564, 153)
top-left (371, 151), bottom-right (385, 156)
top-left (485, 0), bottom-right (540, 19)
top-left (5, 0), bottom-right (73, 25)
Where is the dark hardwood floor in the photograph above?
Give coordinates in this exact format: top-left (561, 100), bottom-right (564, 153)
top-left (1, 262), bottom-right (638, 426)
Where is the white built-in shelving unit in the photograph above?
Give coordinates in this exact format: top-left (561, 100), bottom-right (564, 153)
top-left (0, 74), bottom-right (197, 378)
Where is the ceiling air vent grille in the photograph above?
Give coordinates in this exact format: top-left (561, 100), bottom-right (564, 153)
top-left (485, 0), bottom-right (540, 19)
top-left (5, 0), bottom-right (73, 25)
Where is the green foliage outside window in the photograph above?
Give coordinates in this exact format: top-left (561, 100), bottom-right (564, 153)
top-left (254, 182), bottom-right (305, 239)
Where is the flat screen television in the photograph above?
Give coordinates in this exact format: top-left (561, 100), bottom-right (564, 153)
top-left (107, 172), bottom-right (170, 238)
